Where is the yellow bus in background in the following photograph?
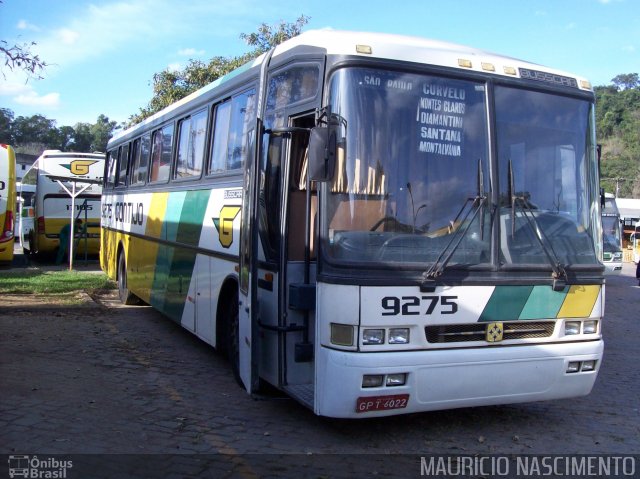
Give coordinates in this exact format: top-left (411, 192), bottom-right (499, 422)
top-left (20, 150), bottom-right (104, 258)
top-left (0, 144), bottom-right (17, 265)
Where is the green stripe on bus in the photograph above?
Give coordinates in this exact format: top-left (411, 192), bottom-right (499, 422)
top-left (176, 190), bottom-right (211, 246)
top-left (518, 285), bottom-right (568, 320)
top-left (478, 286), bottom-right (533, 322)
top-left (150, 192), bottom-right (186, 313)
top-left (163, 190), bottom-right (211, 322)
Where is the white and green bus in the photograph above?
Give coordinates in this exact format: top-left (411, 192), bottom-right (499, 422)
top-left (102, 30), bottom-right (604, 418)
top-left (0, 144), bottom-right (17, 265)
top-left (601, 192), bottom-right (623, 274)
top-left (21, 150), bottom-right (104, 258)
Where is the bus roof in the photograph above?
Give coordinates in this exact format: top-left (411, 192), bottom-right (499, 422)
top-left (38, 150), bottom-right (104, 160)
top-left (111, 29), bottom-right (593, 145)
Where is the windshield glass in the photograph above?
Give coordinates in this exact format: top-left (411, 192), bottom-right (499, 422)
top-left (495, 87), bottom-right (600, 266)
top-left (602, 216), bottom-right (621, 253)
top-left (323, 68), bottom-right (491, 266)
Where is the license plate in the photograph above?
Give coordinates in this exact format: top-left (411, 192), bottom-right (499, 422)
top-left (356, 394), bottom-right (409, 413)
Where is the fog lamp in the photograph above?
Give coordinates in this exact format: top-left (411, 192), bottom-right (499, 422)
top-left (583, 320), bottom-right (598, 334)
top-left (564, 321), bottom-right (581, 335)
top-left (362, 375), bottom-right (384, 388)
top-left (388, 328), bottom-right (410, 344)
top-left (330, 323), bottom-right (354, 346)
top-left (363, 329), bottom-right (385, 345)
top-left (581, 360), bottom-right (596, 372)
top-left (386, 373), bottom-right (407, 387)
top-left (566, 361), bottom-right (580, 373)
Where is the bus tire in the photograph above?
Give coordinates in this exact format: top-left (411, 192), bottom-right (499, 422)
top-left (225, 298), bottom-right (244, 388)
top-left (117, 251), bottom-right (140, 305)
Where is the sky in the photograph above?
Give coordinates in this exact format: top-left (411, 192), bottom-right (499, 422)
top-left (1, 0), bottom-right (638, 127)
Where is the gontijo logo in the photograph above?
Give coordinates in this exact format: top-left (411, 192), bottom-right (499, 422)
top-left (61, 160), bottom-right (99, 176)
top-left (213, 206), bottom-right (241, 248)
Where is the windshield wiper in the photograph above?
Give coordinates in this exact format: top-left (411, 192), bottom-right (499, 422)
top-left (421, 159), bottom-right (487, 291)
top-left (508, 160), bottom-right (567, 291)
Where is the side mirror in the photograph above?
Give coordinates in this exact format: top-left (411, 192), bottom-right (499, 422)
top-left (308, 126), bottom-right (336, 182)
top-left (600, 187), bottom-right (606, 208)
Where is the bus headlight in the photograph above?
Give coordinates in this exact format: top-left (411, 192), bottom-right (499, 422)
top-left (388, 328), bottom-right (410, 344)
top-left (566, 361), bottom-right (581, 373)
top-left (331, 323), bottom-right (354, 346)
top-left (564, 321), bottom-right (581, 335)
top-left (363, 329), bottom-right (385, 345)
top-left (583, 320), bottom-right (598, 334)
top-left (362, 375), bottom-right (384, 388)
top-left (386, 373), bottom-right (407, 387)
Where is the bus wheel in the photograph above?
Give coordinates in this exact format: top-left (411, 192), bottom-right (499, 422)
top-left (226, 298), bottom-right (244, 388)
top-left (117, 252), bottom-right (140, 305)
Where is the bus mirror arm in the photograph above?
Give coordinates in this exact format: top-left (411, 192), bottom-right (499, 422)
top-left (264, 127), bottom-right (311, 136)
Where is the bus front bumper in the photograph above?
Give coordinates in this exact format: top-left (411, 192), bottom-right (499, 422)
top-left (315, 340), bottom-right (603, 418)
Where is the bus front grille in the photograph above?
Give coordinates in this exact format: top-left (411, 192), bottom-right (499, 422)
top-left (425, 321), bottom-right (556, 343)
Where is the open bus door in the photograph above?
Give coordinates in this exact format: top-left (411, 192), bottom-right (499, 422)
top-left (238, 130), bottom-right (259, 393)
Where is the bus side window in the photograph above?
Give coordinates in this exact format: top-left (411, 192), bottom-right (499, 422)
top-left (106, 149), bottom-right (118, 188)
top-left (129, 139), bottom-right (141, 185)
top-left (116, 143), bottom-right (130, 187)
top-left (175, 109), bottom-right (207, 179)
top-left (209, 100), bottom-right (232, 174)
top-left (149, 124), bottom-right (173, 183)
top-left (136, 134), bottom-right (151, 184)
top-left (208, 88), bottom-right (256, 175)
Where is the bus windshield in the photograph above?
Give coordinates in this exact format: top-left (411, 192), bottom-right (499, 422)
top-left (602, 215), bottom-right (622, 253)
top-left (322, 67), bottom-right (600, 269)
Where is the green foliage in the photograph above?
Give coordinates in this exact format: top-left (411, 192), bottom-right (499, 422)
top-left (596, 74), bottom-right (640, 198)
top-left (129, 15), bottom-right (309, 125)
top-left (0, 111), bottom-right (120, 152)
top-left (0, 270), bottom-right (115, 294)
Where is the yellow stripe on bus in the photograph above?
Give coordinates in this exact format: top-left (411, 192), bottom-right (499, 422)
top-left (136, 192), bottom-right (169, 302)
top-left (557, 285), bottom-right (600, 318)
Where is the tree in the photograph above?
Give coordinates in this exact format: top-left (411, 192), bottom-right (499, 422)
top-left (89, 114), bottom-right (118, 152)
top-left (611, 73), bottom-right (639, 91)
top-left (130, 16), bottom-right (309, 124)
top-left (240, 15), bottom-right (310, 55)
top-left (0, 108), bottom-right (14, 143)
top-left (72, 123), bottom-right (93, 152)
top-left (11, 114), bottom-right (58, 145)
top-left (1, 110), bottom-right (118, 154)
top-left (0, 2), bottom-right (48, 79)
top-left (596, 73), bottom-right (640, 198)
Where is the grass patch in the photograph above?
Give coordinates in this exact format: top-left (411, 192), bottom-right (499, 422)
top-left (0, 270), bottom-right (116, 295)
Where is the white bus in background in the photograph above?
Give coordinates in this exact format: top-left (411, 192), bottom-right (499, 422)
top-left (20, 150), bottom-right (104, 258)
top-left (601, 192), bottom-right (623, 274)
top-left (15, 181), bottom-right (36, 253)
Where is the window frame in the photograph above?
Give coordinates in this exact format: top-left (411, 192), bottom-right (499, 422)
top-left (173, 108), bottom-right (208, 182)
top-left (206, 86), bottom-right (257, 177)
top-left (148, 123), bottom-right (174, 185)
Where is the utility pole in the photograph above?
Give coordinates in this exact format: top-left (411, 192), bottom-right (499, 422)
top-left (602, 177), bottom-right (626, 197)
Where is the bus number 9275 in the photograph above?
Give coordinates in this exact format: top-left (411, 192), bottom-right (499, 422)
top-left (381, 295), bottom-right (458, 316)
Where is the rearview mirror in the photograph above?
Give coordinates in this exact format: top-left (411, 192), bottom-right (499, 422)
top-left (308, 126), bottom-right (336, 182)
